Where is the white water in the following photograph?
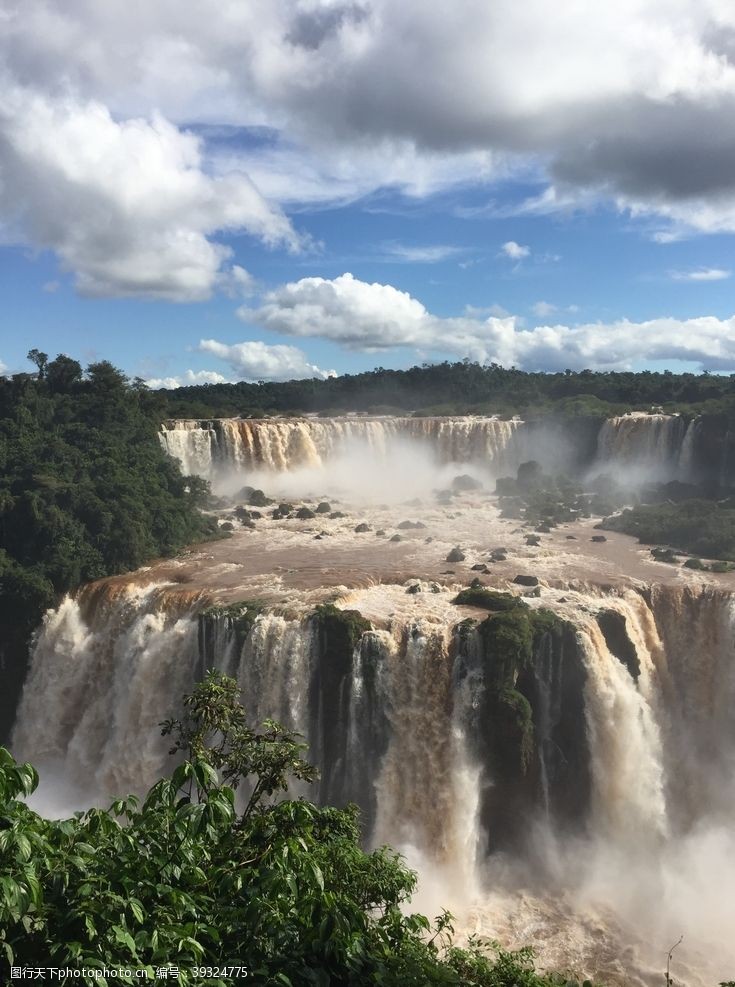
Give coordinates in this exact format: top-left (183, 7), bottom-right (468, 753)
top-left (11, 578), bottom-right (735, 982)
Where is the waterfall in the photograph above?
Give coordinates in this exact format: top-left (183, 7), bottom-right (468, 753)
top-left (10, 578), bottom-right (735, 980)
top-left (594, 413), bottom-right (690, 481)
top-left (159, 416), bottom-right (524, 482)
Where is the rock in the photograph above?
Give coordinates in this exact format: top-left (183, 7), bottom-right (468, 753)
top-left (414, 521), bottom-right (427, 529)
top-left (536, 522), bottom-right (552, 533)
top-left (220, 521), bottom-right (234, 531)
top-left (446, 547), bottom-right (465, 563)
top-left (249, 510), bottom-right (262, 519)
top-left (513, 574), bottom-right (539, 587)
top-left (683, 557), bottom-right (705, 570)
top-left (314, 534), bottom-right (323, 540)
top-left (376, 529), bottom-right (386, 536)
top-left (424, 536), bottom-right (434, 543)
top-left (329, 511), bottom-right (346, 519)
top-left (233, 505), bottom-right (251, 520)
top-left (390, 534), bottom-right (402, 542)
top-left (398, 520), bottom-right (419, 529)
top-left (406, 582), bottom-right (422, 595)
top-left (523, 585), bottom-right (542, 598)
top-left (248, 489), bottom-right (272, 507)
top-left (489, 548), bottom-right (508, 561)
top-left (470, 577), bottom-right (483, 589)
top-left (240, 519), bottom-right (256, 529)
top-left (236, 485), bottom-right (255, 501)
top-left (565, 535), bottom-right (577, 540)
top-left (452, 474), bottom-right (482, 492)
top-left (591, 535), bottom-right (607, 543)
top-left (355, 523), bottom-right (371, 532)
top-left (278, 503), bottom-right (294, 514)
top-left (316, 502), bottom-right (332, 514)
top-left (471, 563), bottom-right (486, 571)
top-left (296, 507), bottom-right (316, 519)
top-left (524, 535), bottom-right (541, 546)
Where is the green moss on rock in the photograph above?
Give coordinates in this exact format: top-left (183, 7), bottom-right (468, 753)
top-left (453, 588), bottom-right (527, 612)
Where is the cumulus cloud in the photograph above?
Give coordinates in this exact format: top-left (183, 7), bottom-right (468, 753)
top-left (532, 301), bottom-right (556, 317)
top-left (501, 241), bottom-right (530, 260)
top-left (6, 1), bottom-right (735, 235)
top-left (0, 87), bottom-right (302, 301)
top-left (145, 369), bottom-right (231, 389)
top-left (198, 339), bottom-right (336, 380)
top-left (237, 271), bottom-right (735, 371)
top-left (670, 267), bottom-right (731, 282)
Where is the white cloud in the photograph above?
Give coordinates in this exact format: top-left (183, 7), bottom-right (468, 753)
top-left (381, 243), bottom-right (464, 263)
top-left (237, 271), bottom-right (735, 371)
top-left (145, 369), bottom-right (231, 389)
top-left (670, 267), bottom-right (731, 282)
top-left (532, 300), bottom-right (556, 317)
top-left (0, 87), bottom-right (303, 301)
top-left (6, 1), bottom-right (735, 237)
top-left (198, 338), bottom-right (336, 380)
top-left (501, 241), bottom-right (530, 260)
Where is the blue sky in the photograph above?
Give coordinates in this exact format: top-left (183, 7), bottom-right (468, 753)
top-left (2, 1), bottom-right (735, 383)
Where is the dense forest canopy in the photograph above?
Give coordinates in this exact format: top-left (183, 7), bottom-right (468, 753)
top-left (0, 352), bottom-right (218, 736)
top-left (158, 360), bottom-right (735, 420)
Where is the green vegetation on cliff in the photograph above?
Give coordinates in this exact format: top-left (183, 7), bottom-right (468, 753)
top-left (0, 352), bottom-right (220, 735)
top-left (0, 672), bottom-right (590, 986)
top-left (601, 499), bottom-right (735, 561)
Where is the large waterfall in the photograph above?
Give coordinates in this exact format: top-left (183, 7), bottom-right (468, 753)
top-left (159, 416), bottom-right (525, 483)
top-left (11, 579), bottom-right (735, 982)
top-left (159, 412), bottom-right (725, 490)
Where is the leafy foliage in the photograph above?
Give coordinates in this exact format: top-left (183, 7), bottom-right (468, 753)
top-left (0, 353), bottom-right (220, 734)
top-left (602, 498), bottom-right (735, 561)
top-left (0, 673), bottom-right (597, 986)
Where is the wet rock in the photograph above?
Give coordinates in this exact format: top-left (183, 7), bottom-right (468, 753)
top-left (489, 548), bottom-right (508, 562)
top-left (524, 535), bottom-right (541, 547)
top-left (591, 535), bottom-right (607, 543)
top-left (296, 507), bottom-right (316, 519)
top-left (565, 535), bottom-right (577, 540)
top-left (278, 503), bottom-right (294, 514)
top-left (316, 502), bottom-right (332, 514)
top-left (446, 547), bottom-right (466, 563)
top-left (249, 510), bottom-right (262, 519)
top-left (236, 485), bottom-right (255, 501)
top-left (233, 505), bottom-right (251, 521)
top-left (513, 574), bottom-right (539, 587)
top-left (414, 521), bottom-right (427, 529)
top-left (398, 520), bottom-right (420, 529)
top-left (220, 521), bottom-right (234, 531)
top-left (329, 511), bottom-right (347, 519)
top-left (424, 536), bottom-right (434, 544)
top-left (452, 474), bottom-right (482, 492)
top-left (314, 534), bottom-right (323, 540)
top-left (390, 534), bottom-right (403, 542)
top-left (406, 582), bottom-right (422, 595)
top-left (471, 563), bottom-right (486, 571)
top-left (248, 489), bottom-right (272, 507)
top-left (376, 529), bottom-right (386, 536)
top-left (355, 522), bottom-right (371, 532)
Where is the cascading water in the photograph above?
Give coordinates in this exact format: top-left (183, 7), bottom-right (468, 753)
top-left (594, 413), bottom-right (690, 482)
top-left (10, 577), bottom-right (735, 983)
top-left (159, 416), bottom-right (524, 483)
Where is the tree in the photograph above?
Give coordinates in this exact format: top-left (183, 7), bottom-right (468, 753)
top-left (26, 349), bottom-right (48, 379)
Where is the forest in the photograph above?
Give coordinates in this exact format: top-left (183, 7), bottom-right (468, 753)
top-left (0, 351), bottom-right (219, 736)
top-left (159, 360), bottom-right (735, 420)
